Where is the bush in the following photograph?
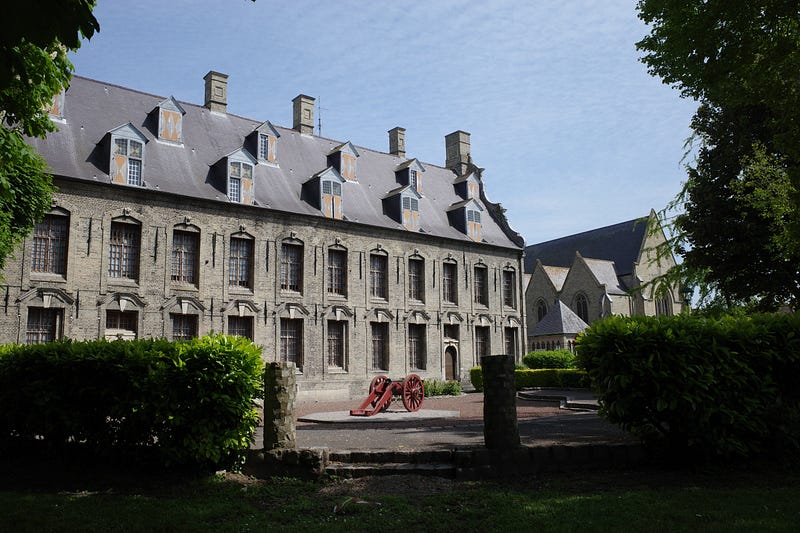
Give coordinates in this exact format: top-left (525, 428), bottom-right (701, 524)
top-left (577, 313), bottom-right (800, 460)
top-left (469, 366), bottom-right (588, 391)
top-left (423, 379), bottom-right (462, 397)
top-left (0, 334), bottom-right (264, 469)
top-left (523, 349), bottom-right (576, 369)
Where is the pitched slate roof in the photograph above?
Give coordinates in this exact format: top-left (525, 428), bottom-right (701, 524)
top-left (529, 300), bottom-right (588, 337)
top-left (542, 265), bottom-right (570, 291)
top-left (524, 216), bottom-right (649, 274)
top-left (30, 76), bottom-right (522, 250)
top-left (582, 258), bottom-right (628, 295)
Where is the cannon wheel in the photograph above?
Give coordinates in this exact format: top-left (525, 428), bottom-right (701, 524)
top-left (369, 375), bottom-right (392, 411)
top-left (402, 374), bottom-right (424, 412)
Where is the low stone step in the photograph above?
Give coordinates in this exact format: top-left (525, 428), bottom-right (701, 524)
top-left (328, 449), bottom-right (455, 464)
top-left (325, 462), bottom-right (456, 478)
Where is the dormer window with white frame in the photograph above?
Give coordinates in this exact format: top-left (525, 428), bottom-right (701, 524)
top-left (409, 169), bottom-right (418, 190)
top-left (250, 121), bottom-right (280, 165)
top-left (303, 167), bottom-right (344, 220)
top-left (454, 171), bottom-right (480, 200)
top-left (467, 208), bottom-right (482, 241)
top-left (108, 123), bottom-right (147, 187)
top-left (218, 148), bottom-right (257, 205)
top-left (446, 198), bottom-right (483, 241)
top-left (383, 186), bottom-right (421, 231)
top-left (394, 158), bottom-right (425, 193)
top-left (156, 96), bottom-right (185, 143)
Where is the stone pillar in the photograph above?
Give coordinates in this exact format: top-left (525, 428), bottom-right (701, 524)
top-left (481, 354), bottom-right (520, 450)
top-left (263, 362), bottom-right (297, 450)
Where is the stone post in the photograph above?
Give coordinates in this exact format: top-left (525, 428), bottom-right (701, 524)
top-left (263, 362), bottom-right (297, 450)
top-left (481, 354), bottom-right (520, 450)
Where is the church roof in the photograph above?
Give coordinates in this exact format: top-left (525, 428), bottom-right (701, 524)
top-left (542, 265), bottom-right (569, 291)
top-left (29, 76), bottom-right (522, 250)
top-left (524, 216), bottom-right (649, 275)
top-left (583, 258), bottom-right (628, 295)
top-left (529, 300), bottom-right (588, 337)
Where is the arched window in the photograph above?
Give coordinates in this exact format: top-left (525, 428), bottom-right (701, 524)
top-left (655, 285), bottom-right (673, 317)
top-left (575, 293), bottom-right (589, 323)
top-left (536, 299), bottom-right (548, 322)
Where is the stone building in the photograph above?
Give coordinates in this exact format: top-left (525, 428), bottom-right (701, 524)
top-left (524, 211), bottom-right (686, 348)
top-left (3, 73), bottom-right (525, 400)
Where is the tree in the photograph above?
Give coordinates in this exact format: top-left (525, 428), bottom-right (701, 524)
top-left (637, 0), bottom-right (800, 309)
top-left (0, 1), bottom-right (99, 272)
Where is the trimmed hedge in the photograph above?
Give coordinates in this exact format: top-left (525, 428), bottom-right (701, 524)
top-left (577, 313), bottom-right (800, 460)
top-left (423, 379), bottom-right (462, 396)
top-left (0, 335), bottom-right (263, 468)
top-left (469, 366), bottom-right (588, 391)
top-left (522, 349), bottom-right (576, 369)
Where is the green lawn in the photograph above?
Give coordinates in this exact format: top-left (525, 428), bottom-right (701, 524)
top-left (1, 466), bottom-right (798, 532)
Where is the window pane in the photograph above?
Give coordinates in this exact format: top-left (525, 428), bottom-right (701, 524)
top-left (241, 163), bottom-right (252, 180)
top-left (370, 254), bottom-right (387, 299)
top-left (229, 237), bottom-right (253, 288)
top-left (171, 313), bottom-right (198, 341)
top-left (474, 266), bottom-right (488, 306)
top-left (371, 322), bottom-right (389, 370)
top-left (281, 243), bottom-right (303, 292)
top-left (327, 249), bottom-right (347, 296)
top-left (229, 176), bottom-right (241, 202)
top-left (408, 258), bottom-right (424, 301)
top-left (127, 158), bottom-right (142, 186)
top-left (409, 324), bottom-right (426, 370)
top-left (32, 214), bottom-right (68, 275)
top-left (280, 318), bottom-right (303, 370)
top-left (259, 134), bottom-right (270, 160)
top-left (114, 138), bottom-right (127, 155)
top-left (502, 270), bottom-right (516, 308)
top-left (26, 308), bottom-right (63, 344)
top-left (322, 181), bottom-right (332, 194)
top-left (228, 315), bottom-right (254, 340)
top-left (109, 222), bottom-right (140, 280)
top-left (172, 230), bottom-right (199, 284)
top-left (129, 140), bottom-right (142, 158)
top-left (229, 161), bottom-right (240, 177)
top-left (443, 262), bottom-right (458, 304)
top-left (327, 320), bottom-right (346, 368)
top-left (475, 326), bottom-right (490, 358)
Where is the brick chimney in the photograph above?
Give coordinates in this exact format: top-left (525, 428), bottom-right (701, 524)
top-left (445, 130), bottom-right (471, 175)
top-left (388, 127), bottom-right (406, 158)
top-left (203, 71), bottom-right (228, 113)
top-left (292, 94), bottom-right (315, 135)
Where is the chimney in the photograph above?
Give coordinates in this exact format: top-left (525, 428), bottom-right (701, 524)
top-left (388, 127), bottom-right (406, 158)
top-left (203, 71), bottom-right (228, 113)
top-left (292, 94), bottom-right (315, 135)
top-left (445, 130), bottom-right (471, 175)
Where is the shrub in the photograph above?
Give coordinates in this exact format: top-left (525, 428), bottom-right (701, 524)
top-left (577, 313), bottom-right (800, 460)
top-left (523, 349), bottom-right (576, 369)
top-left (0, 334), bottom-right (264, 469)
top-left (423, 379), bottom-right (462, 397)
top-left (469, 366), bottom-right (588, 391)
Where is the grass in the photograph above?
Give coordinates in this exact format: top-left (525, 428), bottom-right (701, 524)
top-left (1, 464), bottom-right (799, 532)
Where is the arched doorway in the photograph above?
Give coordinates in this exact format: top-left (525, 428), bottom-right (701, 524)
top-left (444, 346), bottom-right (458, 381)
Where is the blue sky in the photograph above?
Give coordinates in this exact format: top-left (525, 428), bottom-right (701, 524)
top-left (70, 0), bottom-right (696, 244)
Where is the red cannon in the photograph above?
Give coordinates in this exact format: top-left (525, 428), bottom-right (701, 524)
top-left (349, 374), bottom-right (424, 416)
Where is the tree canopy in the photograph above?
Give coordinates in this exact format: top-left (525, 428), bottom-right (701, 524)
top-left (637, 0), bottom-right (800, 309)
top-left (0, 1), bottom-right (98, 272)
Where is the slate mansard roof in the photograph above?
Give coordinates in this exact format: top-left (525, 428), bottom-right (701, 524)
top-left (524, 216), bottom-right (649, 275)
top-left (30, 76), bottom-right (522, 250)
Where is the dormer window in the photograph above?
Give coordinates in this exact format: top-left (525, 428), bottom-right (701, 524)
top-left (394, 159), bottom-right (425, 193)
top-left (48, 89), bottom-right (65, 120)
top-left (303, 167), bottom-right (344, 219)
top-left (228, 161), bottom-right (253, 203)
top-left (249, 121), bottom-right (280, 165)
top-left (446, 198), bottom-right (483, 241)
top-left (108, 123), bottom-right (147, 187)
top-left (454, 171), bottom-right (480, 200)
top-left (216, 148), bottom-right (257, 205)
top-left (402, 196), bottom-right (420, 231)
top-left (156, 96), bottom-right (185, 143)
top-left (327, 141), bottom-right (359, 182)
top-left (383, 186), bottom-right (421, 231)
top-left (467, 208), bottom-right (481, 241)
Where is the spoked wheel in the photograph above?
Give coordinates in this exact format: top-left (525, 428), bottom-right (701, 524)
top-left (401, 374), bottom-right (424, 412)
top-left (369, 375), bottom-right (392, 411)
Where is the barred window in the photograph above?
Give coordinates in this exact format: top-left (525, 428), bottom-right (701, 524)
top-left (370, 254), bottom-right (388, 299)
top-left (26, 308), bottom-right (63, 344)
top-left (475, 326), bottom-right (490, 359)
top-left (228, 315), bottom-right (253, 340)
top-left (473, 265), bottom-right (488, 306)
top-left (106, 310), bottom-right (138, 336)
top-left (281, 243), bottom-right (303, 292)
top-left (171, 230), bottom-right (199, 285)
top-left (371, 322), bottom-right (389, 371)
top-left (502, 269), bottom-right (516, 308)
top-left (408, 324), bottom-right (426, 370)
top-left (280, 318), bottom-right (303, 370)
top-left (442, 262), bottom-right (457, 304)
top-left (408, 257), bottom-right (425, 302)
top-left (229, 237), bottom-right (253, 289)
top-left (327, 320), bottom-right (347, 369)
top-left (32, 214), bottom-right (69, 275)
top-left (327, 249), bottom-right (347, 296)
top-left (108, 222), bottom-right (140, 280)
top-left (171, 313), bottom-right (198, 341)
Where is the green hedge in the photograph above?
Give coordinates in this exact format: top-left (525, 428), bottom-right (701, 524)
top-left (423, 379), bottom-right (462, 396)
top-left (469, 366), bottom-right (588, 391)
top-left (522, 349), bottom-right (576, 369)
top-left (0, 334), bottom-right (263, 468)
top-left (577, 313), bottom-right (800, 460)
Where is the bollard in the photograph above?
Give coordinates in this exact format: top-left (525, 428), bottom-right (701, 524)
top-left (263, 362), bottom-right (297, 450)
top-left (481, 354), bottom-right (520, 450)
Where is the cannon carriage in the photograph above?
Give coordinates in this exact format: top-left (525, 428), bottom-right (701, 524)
top-left (349, 374), bottom-right (424, 416)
